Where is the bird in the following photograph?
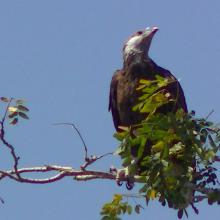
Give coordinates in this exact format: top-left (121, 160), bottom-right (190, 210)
top-left (108, 28), bottom-right (194, 208)
top-left (109, 27), bottom-right (188, 132)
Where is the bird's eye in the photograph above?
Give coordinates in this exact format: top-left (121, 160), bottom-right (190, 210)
top-left (137, 31), bottom-right (143, 35)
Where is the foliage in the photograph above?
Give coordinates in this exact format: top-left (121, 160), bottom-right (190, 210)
top-left (101, 194), bottom-right (133, 220)
top-left (101, 76), bottom-right (220, 219)
top-left (0, 81), bottom-right (220, 220)
top-left (0, 97), bottom-right (29, 124)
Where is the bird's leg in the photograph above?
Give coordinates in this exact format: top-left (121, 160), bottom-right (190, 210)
top-left (115, 167), bottom-right (135, 190)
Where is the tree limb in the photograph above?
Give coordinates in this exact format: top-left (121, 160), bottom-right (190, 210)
top-left (0, 165), bottom-right (116, 184)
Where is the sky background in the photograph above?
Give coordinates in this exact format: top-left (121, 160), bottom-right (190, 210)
top-left (0, 0), bottom-right (220, 219)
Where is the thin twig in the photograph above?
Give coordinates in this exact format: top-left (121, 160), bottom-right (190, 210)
top-left (0, 99), bottom-right (20, 178)
top-left (53, 122), bottom-right (113, 170)
top-left (205, 109), bottom-right (214, 120)
top-left (53, 122), bottom-right (88, 159)
top-left (193, 195), bottom-right (207, 203)
top-left (1, 97), bottom-right (13, 123)
top-left (0, 197), bottom-right (4, 204)
top-left (80, 152), bottom-right (113, 170)
top-left (121, 193), bottom-right (146, 199)
top-left (0, 123), bottom-right (20, 175)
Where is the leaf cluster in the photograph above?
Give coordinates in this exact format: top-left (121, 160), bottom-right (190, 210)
top-left (101, 194), bottom-right (133, 220)
top-left (0, 97), bottom-right (29, 124)
top-left (132, 75), bottom-right (172, 115)
top-left (102, 76), bottom-right (220, 219)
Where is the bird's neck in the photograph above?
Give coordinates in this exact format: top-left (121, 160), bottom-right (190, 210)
top-left (123, 52), bottom-right (151, 69)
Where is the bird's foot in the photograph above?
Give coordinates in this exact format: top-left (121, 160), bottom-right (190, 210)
top-left (116, 167), bottom-right (135, 190)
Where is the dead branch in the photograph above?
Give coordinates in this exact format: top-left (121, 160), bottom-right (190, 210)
top-left (80, 152), bottom-right (113, 170)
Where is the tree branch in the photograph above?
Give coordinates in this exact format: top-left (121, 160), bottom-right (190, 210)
top-left (0, 98), bottom-right (20, 178)
top-left (0, 165), bottom-right (117, 184)
top-left (53, 122), bottom-right (88, 159)
top-left (0, 163), bottom-right (159, 185)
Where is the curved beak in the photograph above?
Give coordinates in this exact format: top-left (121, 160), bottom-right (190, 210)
top-left (142, 27), bottom-right (159, 40)
top-left (141, 27), bottom-right (159, 54)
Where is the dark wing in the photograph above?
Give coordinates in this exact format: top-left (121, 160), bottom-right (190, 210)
top-left (109, 70), bottom-right (122, 131)
top-left (172, 76), bottom-right (188, 113)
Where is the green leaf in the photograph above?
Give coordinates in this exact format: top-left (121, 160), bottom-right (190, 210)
top-left (137, 136), bottom-right (147, 158)
top-left (155, 74), bottom-right (165, 81)
top-left (204, 149), bottom-right (215, 161)
top-left (113, 194), bottom-right (123, 204)
top-left (126, 205), bottom-right (132, 215)
top-left (138, 93), bottom-right (151, 101)
top-left (114, 132), bottom-right (127, 141)
top-left (147, 189), bottom-right (157, 200)
top-left (0, 97), bottom-right (10, 102)
top-left (111, 73), bottom-right (220, 215)
top-left (18, 112), bottom-right (29, 120)
top-left (139, 79), bottom-right (152, 86)
top-left (152, 141), bottom-right (164, 153)
top-left (157, 78), bottom-right (169, 87)
top-left (169, 142), bottom-right (184, 156)
top-left (17, 105), bottom-right (29, 112)
top-left (121, 204), bottom-right (127, 214)
top-left (16, 99), bottom-right (25, 105)
top-left (8, 112), bottom-right (18, 118)
top-left (10, 117), bottom-right (18, 125)
top-left (101, 216), bottom-right (110, 220)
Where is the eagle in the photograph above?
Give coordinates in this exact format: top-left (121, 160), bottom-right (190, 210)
top-left (109, 27), bottom-right (188, 131)
top-left (108, 28), bottom-right (194, 205)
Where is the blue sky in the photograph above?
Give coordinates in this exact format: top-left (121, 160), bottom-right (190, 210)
top-left (0, 1), bottom-right (220, 219)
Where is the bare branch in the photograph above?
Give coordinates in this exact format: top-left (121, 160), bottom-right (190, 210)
top-left (193, 195), bottom-right (208, 203)
top-left (53, 122), bottom-right (113, 170)
top-left (0, 164), bottom-right (151, 185)
top-left (80, 152), bottom-right (113, 170)
top-left (0, 165), bottom-right (116, 184)
top-left (0, 100), bottom-right (20, 178)
top-left (1, 97), bottom-right (13, 123)
top-left (205, 109), bottom-right (214, 120)
top-left (0, 127), bottom-right (20, 175)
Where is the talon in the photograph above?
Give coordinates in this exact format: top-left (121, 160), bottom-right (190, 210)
top-left (126, 182), bottom-right (133, 190)
top-left (126, 177), bottom-right (134, 190)
top-left (117, 180), bottom-right (123, 186)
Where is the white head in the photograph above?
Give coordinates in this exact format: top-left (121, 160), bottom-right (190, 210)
top-left (123, 27), bottom-right (159, 62)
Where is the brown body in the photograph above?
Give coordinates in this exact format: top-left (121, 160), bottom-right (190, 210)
top-left (109, 58), bottom-right (188, 131)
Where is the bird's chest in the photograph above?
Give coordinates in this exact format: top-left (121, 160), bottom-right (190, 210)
top-left (116, 71), bottom-right (151, 125)
top-left (117, 76), bottom-right (139, 106)
top-left (117, 65), bottom-right (154, 107)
